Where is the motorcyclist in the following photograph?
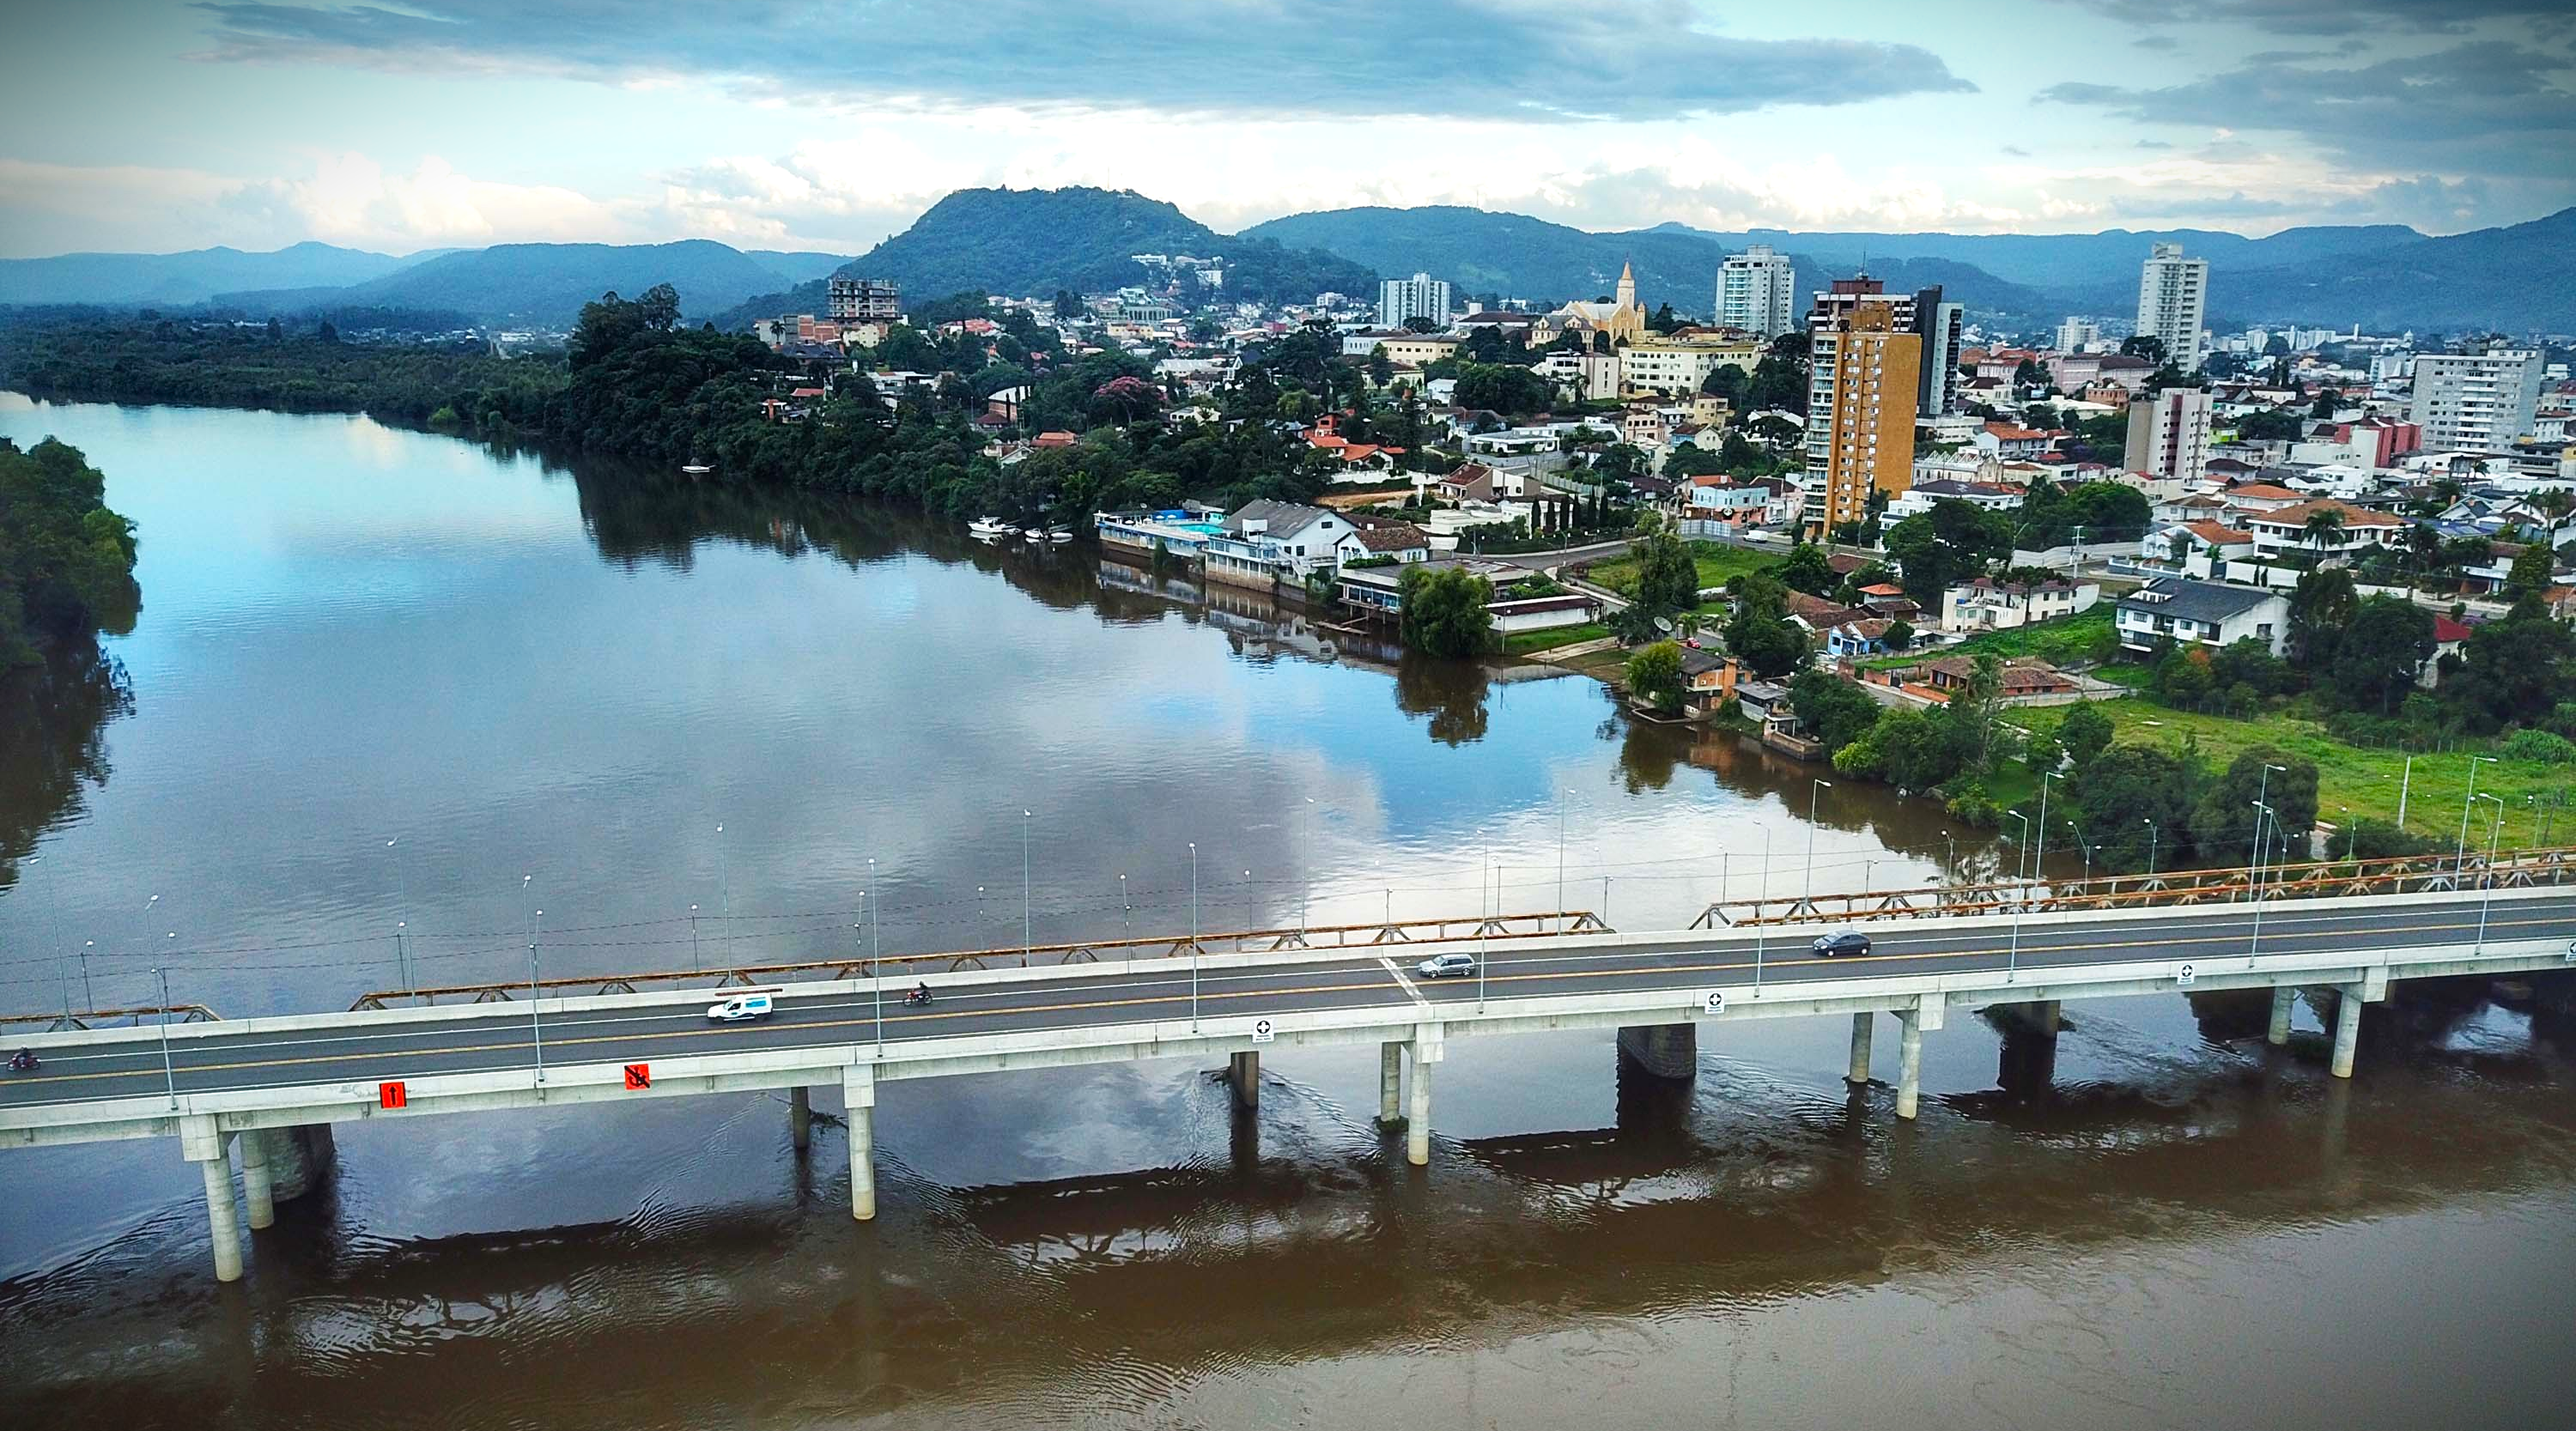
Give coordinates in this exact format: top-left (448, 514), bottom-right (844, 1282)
top-left (9, 1048), bottom-right (36, 1072)
top-left (908, 980), bottom-right (933, 1006)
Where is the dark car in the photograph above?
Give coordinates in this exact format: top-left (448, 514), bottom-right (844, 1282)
top-left (1810, 929), bottom-right (1872, 958)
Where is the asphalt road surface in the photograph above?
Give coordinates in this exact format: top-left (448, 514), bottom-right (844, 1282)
top-left (9, 896), bottom-right (2573, 1111)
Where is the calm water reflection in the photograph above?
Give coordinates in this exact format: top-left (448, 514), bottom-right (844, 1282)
top-left (2, 395), bottom-right (2572, 1430)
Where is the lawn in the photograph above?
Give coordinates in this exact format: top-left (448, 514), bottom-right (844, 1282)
top-left (1581, 541), bottom-right (1782, 602)
top-left (1861, 606), bottom-right (2115, 671)
top-left (1503, 621), bottom-right (1613, 657)
top-left (2033, 698), bottom-right (2576, 846)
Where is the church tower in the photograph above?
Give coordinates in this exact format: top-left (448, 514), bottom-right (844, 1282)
top-left (1615, 261), bottom-right (1637, 313)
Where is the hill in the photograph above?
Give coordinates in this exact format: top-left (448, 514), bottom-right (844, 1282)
top-left (1239, 205), bottom-right (2052, 320)
top-left (1241, 205), bottom-right (1728, 309)
top-left (748, 250), bottom-right (853, 285)
top-left (0, 241), bottom-right (422, 306)
top-left (1670, 223), bottom-right (2426, 296)
top-left (218, 240), bottom-right (793, 327)
top-left (2213, 207), bottom-right (2576, 332)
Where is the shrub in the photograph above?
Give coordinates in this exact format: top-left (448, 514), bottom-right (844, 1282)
top-left (2500, 728), bottom-right (2576, 764)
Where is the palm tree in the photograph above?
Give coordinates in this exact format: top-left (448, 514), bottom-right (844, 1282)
top-left (2301, 504), bottom-right (2347, 566)
top-left (2538, 486), bottom-right (2574, 554)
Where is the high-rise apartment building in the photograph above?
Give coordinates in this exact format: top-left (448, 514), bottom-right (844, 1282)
top-left (1802, 299), bottom-right (1921, 540)
top-left (828, 276), bottom-right (902, 322)
top-left (2057, 317), bottom-right (2103, 353)
top-left (1716, 244), bottom-right (1796, 337)
top-left (1377, 272), bottom-right (1453, 330)
top-left (2136, 242), bottom-right (2209, 372)
top-left (2410, 347), bottom-right (2544, 452)
top-left (2123, 386), bottom-right (2215, 485)
top-left (1807, 277), bottom-right (1954, 418)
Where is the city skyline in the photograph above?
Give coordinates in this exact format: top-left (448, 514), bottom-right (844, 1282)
top-left (4, 0), bottom-right (2574, 259)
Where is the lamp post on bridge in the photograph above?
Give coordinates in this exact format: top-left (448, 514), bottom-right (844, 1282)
top-left (2005, 810), bottom-right (2030, 982)
top-left (2249, 762), bottom-right (2285, 901)
top-left (1022, 809), bottom-right (1033, 959)
top-left (2476, 792), bottom-right (2506, 954)
top-left (2143, 818), bottom-right (2160, 881)
top-left (2456, 755), bottom-right (2496, 881)
top-left (715, 823), bottom-right (732, 968)
top-left (1804, 779), bottom-right (1832, 916)
top-left (2248, 800), bottom-right (2275, 970)
top-left (1188, 842), bottom-right (1200, 1033)
top-left (386, 837), bottom-right (413, 992)
top-left (155, 965), bottom-right (178, 1108)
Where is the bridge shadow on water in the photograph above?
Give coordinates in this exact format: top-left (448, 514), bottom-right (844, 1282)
top-left (7, 989), bottom-right (2574, 1429)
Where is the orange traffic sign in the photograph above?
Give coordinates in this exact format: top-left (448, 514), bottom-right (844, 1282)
top-left (623, 1063), bottom-right (651, 1090)
top-left (379, 1081), bottom-right (407, 1109)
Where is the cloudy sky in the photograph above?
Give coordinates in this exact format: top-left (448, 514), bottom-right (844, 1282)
top-left (3, 0), bottom-right (2573, 258)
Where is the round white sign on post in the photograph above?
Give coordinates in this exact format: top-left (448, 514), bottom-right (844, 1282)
top-left (2176, 962), bottom-right (2196, 987)
top-left (1251, 1017), bottom-right (1275, 1044)
top-left (1702, 990), bottom-right (1728, 1015)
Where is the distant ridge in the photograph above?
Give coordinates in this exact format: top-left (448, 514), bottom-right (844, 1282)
top-left (0, 241), bottom-right (423, 306)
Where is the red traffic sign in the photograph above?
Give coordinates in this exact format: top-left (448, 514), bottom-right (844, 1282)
top-left (379, 1081), bottom-right (407, 1109)
top-left (623, 1063), bottom-right (651, 1090)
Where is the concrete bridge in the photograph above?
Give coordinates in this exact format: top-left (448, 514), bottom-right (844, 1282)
top-left (4, 886), bottom-right (2573, 1282)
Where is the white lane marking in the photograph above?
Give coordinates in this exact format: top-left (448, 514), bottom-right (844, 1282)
top-left (1382, 957), bottom-right (1431, 1010)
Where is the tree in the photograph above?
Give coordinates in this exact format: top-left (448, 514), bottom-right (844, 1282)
top-left (2208, 637), bottom-right (2287, 698)
top-left (1626, 640), bottom-right (1686, 712)
top-left (1791, 669), bottom-right (1881, 755)
top-left (2120, 335), bottom-right (2166, 365)
top-left (2152, 646), bottom-right (2214, 704)
top-left (1700, 362), bottom-right (1749, 409)
top-left (0, 438), bottom-right (141, 666)
top-left (1397, 565), bottom-right (1499, 658)
top-left (2442, 597), bottom-right (2576, 732)
top-left (1884, 499), bottom-right (2013, 603)
top-left (1630, 532), bottom-right (1701, 614)
top-left (2300, 504), bottom-right (2348, 563)
top-left (1779, 541), bottom-right (1834, 596)
top-left (2505, 542), bottom-right (2555, 597)
top-left (1723, 573), bottom-right (1808, 677)
top-left (1400, 315), bottom-right (1441, 334)
top-left (1452, 362), bottom-right (1552, 417)
top-left (2286, 566), bottom-right (2358, 668)
top-left (2190, 748), bottom-right (2319, 863)
top-left (2057, 703), bottom-right (2114, 768)
top-left (2321, 596), bottom-right (2434, 713)
top-left (1053, 288), bottom-right (1084, 320)
top-left (1885, 618), bottom-right (1915, 652)
top-left (2064, 744), bottom-right (2204, 873)
top-left (2234, 409), bottom-right (2302, 443)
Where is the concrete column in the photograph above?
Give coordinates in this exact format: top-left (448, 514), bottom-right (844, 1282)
top-left (1846, 1012), bottom-right (1873, 1085)
top-left (1896, 1011), bottom-right (1924, 1120)
top-left (1229, 1051), bottom-right (1261, 1112)
top-left (1406, 1026), bottom-right (1443, 1167)
top-left (790, 1086), bottom-right (811, 1153)
top-left (1377, 1041), bottom-right (1405, 1127)
top-left (2267, 985), bottom-right (2296, 1046)
top-left (843, 1065), bottom-right (878, 1222)
top-left (260, 1125), bottom-right (336, 1203)
top-left (239, 1125), bottom-right (276, 1231)
top-left (1614, 1023), bottom-right (1698, 1081)
top-left (2330, 985), bottom-right (2362, 1080)
top-left (180, 1116), bottom-right (242, 1283)
top-left (1406, 1057), bottom-right (1434, 1167)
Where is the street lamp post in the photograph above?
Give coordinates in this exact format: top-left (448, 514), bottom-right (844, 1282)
top-left (2248, 800), bottom-right (2275, 969)
top-left (1477, 828), bottom-right (1490, 1012)
top-left (2004, 811), bottom-right (2029, 981)
top-left (1023, 809), bottom-right (1033, 958)
top-left (1555, 789), bottom-right (1567, 932)
top-left (155, 966), bottom-right (179, 1107)
top-left (1188, 843), bottom-right (1200, 1033)
top-left (386, 837), bottom-right (413, 992)
top-left (2250, 762), bottom-right (2285, 900)
top-left (1755, 825), bottom-right (1771, 987)
top-left (2457, 755), bottom-right (2497, 878)
top-left (2397, 754), bottom-right (2413, 830)
top-left (528, 899), bottom-right (546, 1085)
top-left (1804, 779), bottom-right (1832, 914)
top-left (2143, 818), bottom-right (2160, 880)
top-left (689, 905), bottom-right (701, 972)
top-left (2476, 793), bottom-right (2506, 952)
top-left (2067, 821), bottom-right (2093, 889)
top-left (715, 823), bottom-right (731, 967)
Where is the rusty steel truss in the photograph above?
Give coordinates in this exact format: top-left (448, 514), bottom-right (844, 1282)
top-left (1691, 845), bottom-right (2576, 930)
top-left (344, 909), bottom-right (1612, 1010)
top-left (0, 1004), bottom-right (223, 1035)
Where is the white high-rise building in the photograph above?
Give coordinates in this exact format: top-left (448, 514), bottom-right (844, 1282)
top-left (1716, 245), bottom-right (1796, 337)
top-left (2136, 242), bottom-right (2210, 373)
top-left (2123, 386), bottom-right (2215, 486)
top-left (2056, 317), bottom-right (2103, 353)
top-left (1376, 272), bottom-right (1452, 330)
top-left (2411, 347), bottom-right (2544, 452)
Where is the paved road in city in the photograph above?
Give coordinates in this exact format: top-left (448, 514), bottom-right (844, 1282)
top-left (8, 894), bottom-right (2572, 1112)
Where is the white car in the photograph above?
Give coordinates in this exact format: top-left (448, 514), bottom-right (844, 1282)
top-left (705, 991), bottom-right (775, 1022)
top-left (1415, 952), bottom-right (1478, 979)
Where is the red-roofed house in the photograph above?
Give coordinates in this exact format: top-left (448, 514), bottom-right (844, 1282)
top-left (2242, 498), bottom-right (2408, 561)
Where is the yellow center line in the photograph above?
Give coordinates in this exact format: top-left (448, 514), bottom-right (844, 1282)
top-left (11, 913), bottom-right (2567, 1096)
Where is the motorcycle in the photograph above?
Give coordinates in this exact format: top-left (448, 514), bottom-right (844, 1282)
top-left (8, 1049), bottom-right (38, 1073)
top-left (903, 987), bottom-right (934, 1008)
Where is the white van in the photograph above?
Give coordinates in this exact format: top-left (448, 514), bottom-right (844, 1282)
top-left (705, 991), bottom-right (775, 1022)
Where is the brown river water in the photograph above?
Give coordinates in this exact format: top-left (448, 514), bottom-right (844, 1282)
top-left (2, 394), bottom-right (2571, 1429)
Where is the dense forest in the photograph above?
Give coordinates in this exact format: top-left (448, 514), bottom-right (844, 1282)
top-left (0, 437), bottom-right (139, 669)
top-left (0, 313), bottom-right (563, 435)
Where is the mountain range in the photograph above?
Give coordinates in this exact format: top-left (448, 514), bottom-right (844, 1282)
top-left (6, 190), bottom-right (2571, 334)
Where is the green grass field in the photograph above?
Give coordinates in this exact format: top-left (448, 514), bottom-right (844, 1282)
top-left (2032, 698), bottom-right (2573, 844)
top-left (1861, 606), bottom-right (2114, 671)
top-left (1581, 541), bottom-right (1783, 603)
top-left (1503, 621), bottom-right (1613, 657)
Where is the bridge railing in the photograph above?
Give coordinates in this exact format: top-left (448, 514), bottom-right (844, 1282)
top-left (341, 909), bottom-right (1611, 1010)
top-left (1690, 845), bottom-right (2576, 929)
top-left (0, 1004), bottom-right (222, 1036)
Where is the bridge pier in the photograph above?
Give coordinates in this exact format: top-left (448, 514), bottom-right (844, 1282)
top-left (179, 1115), bottom-right (243, 1283)
top-left (2330, 985), bottom-right (2363, 1079)
top-left (257, 1125), bottom-right (334, 1203)
top-left (1894, 998), bottom-right (1941, 1119)
top-left (2267, 985), bottom-right (2296, 1046)
top-left (1406, 1027), bottom-right (1443, 1167)
top-left (1229, 1051), bottom-right (1261, 1112)
top-left (843, 1065), bottom-right (878, 1221)
top-left (239, 1125), bottom-right (276, 1230)
top-left (790, 1086), bottom-right (811, 1153)
top-left (1377, 1041), bottom-right (1405, 1127)
top-left (1847, 1012), bottom-right (1873, 1085)
top-left (1614, 1023), bottom-right (1698, 1081)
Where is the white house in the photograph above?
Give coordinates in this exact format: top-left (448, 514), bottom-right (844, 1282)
top-left (2239, 498), bottom-right (2409, 562)
top-left (1941, 576), bottom-right (2101, 633)
top-left (2114, 576), bottom-right (2292, 656)
top-left (1203, 500), bottom-right (1370, 589)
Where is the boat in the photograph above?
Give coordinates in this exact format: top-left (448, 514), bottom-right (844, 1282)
top-left (1044, 527), bottom-right (1074, 543)
top-left (968, 517), bottom-right (1018, 540)
top-left (681, 463), bottom-right (713, 476)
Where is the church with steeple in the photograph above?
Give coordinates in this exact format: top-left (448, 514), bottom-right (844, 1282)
top-left (1533, 261), bottom-right (1649, 349)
